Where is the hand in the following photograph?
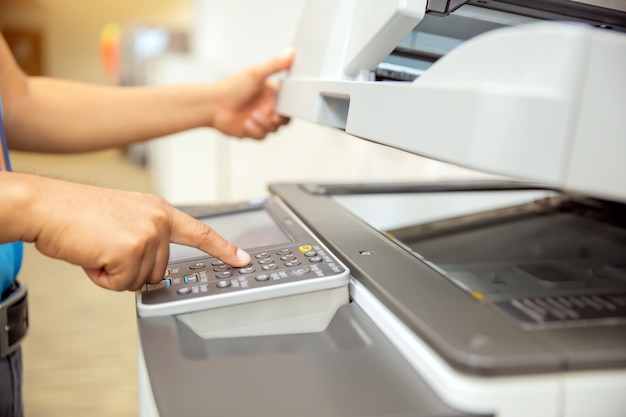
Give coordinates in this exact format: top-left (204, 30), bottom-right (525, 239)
top-left (19, 175), bottom-right (251, 291)
top-left (210, 50), bottom-right (295, 139)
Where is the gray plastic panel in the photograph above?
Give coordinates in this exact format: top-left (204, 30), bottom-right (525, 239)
top-left (269, 183), bottom-right (626, 375)
top-left (139, 304), bottom-right (486, 417)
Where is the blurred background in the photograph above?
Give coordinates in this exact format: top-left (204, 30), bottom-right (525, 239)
top-left (0, 0), bottom-right (482, 415)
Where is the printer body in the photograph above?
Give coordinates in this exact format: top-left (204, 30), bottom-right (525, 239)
top-left (136, 1), bottom-right (626, 416)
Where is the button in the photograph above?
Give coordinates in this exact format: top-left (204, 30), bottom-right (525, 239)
top-left (304, 251), bottom-right (317, 257)
top-left (255, 252), bottom-right (271, 258)
top-left (214, 265), bottom-right (231, 272)
top-left (145, 279), bottom-right (171, 292)
top-left (255, 274), bottom-right (270, 282)
top-left (284, 261), bottom-right (301, 267)
top-left (189, 262), bottom-right (206, 269)
top-left (298, 245), bottom-right (313, 253)
top-left (215, 271), bottom-right (232, 279)
top-left (258, 258), bottom-right (274, 264)
top-left (280, 254), bottom-right (296, 261)
top-left (308, 256), bottom-right (323, 263)
top-left (239, 266), bottom-right (256, 274)
top-left (211, 259), bottom-right (225, 266)
top-left (277, 249), bottom-right (292, 255)
top-left (184, 274), bottom-right (198, 284)
top-left (177, 287), bottom-right (192, 295)
top-left (262, 264), bottom-right (279, 270)
top-left (290, 267), bottom-right (310, 277)
top-left (216, 280), bottom-right (231, 288)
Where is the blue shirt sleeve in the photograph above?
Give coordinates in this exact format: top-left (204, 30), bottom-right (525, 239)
top-left (0, 242), bottom-right (24, 295)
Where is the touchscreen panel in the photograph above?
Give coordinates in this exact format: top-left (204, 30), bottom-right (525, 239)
top-left (169, 209), bottom-right (291, 262)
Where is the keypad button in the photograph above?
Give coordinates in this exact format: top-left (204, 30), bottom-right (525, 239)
top-left (262, 264), bottom-right (279, 270)
top-left (258, 258), bottom-right (274, 264)
top-left (216, 280), bottom-right (231, 288)
top-left (298, 245), bottom-right (313, 253)
top-left (214, 265), bottom-right (231, 272)
top-left (184, 274), bottom-right (199, 284)
top-left (280, 254), bottom-right (296, 261)
top-left (211, 259), bottom-right (225, 266)
top-left (146, 279), bottom-right (171, 292)
top-left (284, 261), bottom-right (301, 267)
top-left (239, 266), bottom-right (256, 274)
top-left (189, 263), bottom-right (206, 269)
top-left (303, 251), bottom-right (317, 257)
top-left (308, 256), bottom-right (323, 263)
top-left (290, 267), bottom-right (310, 277)
top-left (177, 287), bottom-right (192, 295)
top-left (276, 249), bottom-right (292, 255)
top-left (255, 252), bottom-right (271, 258)
top-left (255, 274), bottom-right (270, 282)
top-left (215, 271), bottom-right (232, 279)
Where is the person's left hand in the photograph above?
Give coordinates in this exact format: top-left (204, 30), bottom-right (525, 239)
top-left (210, 50), bottom-right (295, 139)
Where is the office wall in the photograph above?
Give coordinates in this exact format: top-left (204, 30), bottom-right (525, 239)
top-left (0, 0), bottom-right (191, 84)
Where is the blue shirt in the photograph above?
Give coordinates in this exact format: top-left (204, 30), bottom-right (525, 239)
top-left (0, 243), bottom-right (23, 294)
top-left (0, 94), bottom-right (24, 295)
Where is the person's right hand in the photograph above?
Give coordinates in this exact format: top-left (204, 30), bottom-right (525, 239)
top-left (208, 50), bottom-right (294, 140)
top-left (5, 172), bottom-right (250, 291)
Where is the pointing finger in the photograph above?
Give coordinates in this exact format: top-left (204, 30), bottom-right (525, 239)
top-left (169, 208), bottom-right (251, 267)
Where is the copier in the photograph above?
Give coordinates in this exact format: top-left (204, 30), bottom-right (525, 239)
top-left (136, 1), bottom-right (626, 416)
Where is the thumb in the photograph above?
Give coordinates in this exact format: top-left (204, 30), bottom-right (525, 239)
top-left (250, 48), bottom-right (295, 81)
top-left (169, 208), bottom-right (251, 267)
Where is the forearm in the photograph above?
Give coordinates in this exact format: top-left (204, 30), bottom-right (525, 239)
top-left (5, 77), bottom-right (219, 153)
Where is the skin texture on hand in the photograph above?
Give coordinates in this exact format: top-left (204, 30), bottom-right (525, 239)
top-left (210, 50), bottom-right (294, 139)
top-left (1, 172), bottom-right (251, 292)
top-left (0, 33), bottom-right (294, 292)
top-left (1, 35), bottom-right (294, 153)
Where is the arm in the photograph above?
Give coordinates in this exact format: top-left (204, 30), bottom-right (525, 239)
top-left (0, 34), bottom-right (297, 291)
top-left (0, 171), bottom-right (251, 291)
top-left (0, 35), bottom-right (293, 153)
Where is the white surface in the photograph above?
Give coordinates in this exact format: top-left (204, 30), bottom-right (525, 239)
top-left (333, 189), bottom-right (555, 231)
top-left (138, 345), bottom-right (160, 417)
top-left (279, 9), bottom-right (626, 203)
top-left (566, 28), bottom-right (626, 202)
top-left (176, 285), bottom-right (349, 338)
top-left (350, 278), bottom-right (626, 417)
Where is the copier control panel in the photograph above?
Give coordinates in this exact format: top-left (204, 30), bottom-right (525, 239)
top-left (137, 242), bottom-right (347, 317)
top-left (135, 197), bottom-right (350, 338)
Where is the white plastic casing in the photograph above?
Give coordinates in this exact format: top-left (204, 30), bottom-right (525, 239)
top-left (279, 10), bottom-right (626, 203)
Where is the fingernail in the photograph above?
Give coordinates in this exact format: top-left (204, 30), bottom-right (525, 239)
top-left (236, 248), bottom-right (251, 264)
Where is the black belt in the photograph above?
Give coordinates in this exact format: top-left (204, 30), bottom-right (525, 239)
top-left (0, 281), bottom-right (28, 358)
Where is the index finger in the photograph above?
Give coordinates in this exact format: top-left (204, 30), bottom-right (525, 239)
top-left (169, 208), bottom-right (251, 267)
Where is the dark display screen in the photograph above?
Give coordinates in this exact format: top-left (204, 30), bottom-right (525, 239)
top-left (169, 209), bottom-right (291, 262)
